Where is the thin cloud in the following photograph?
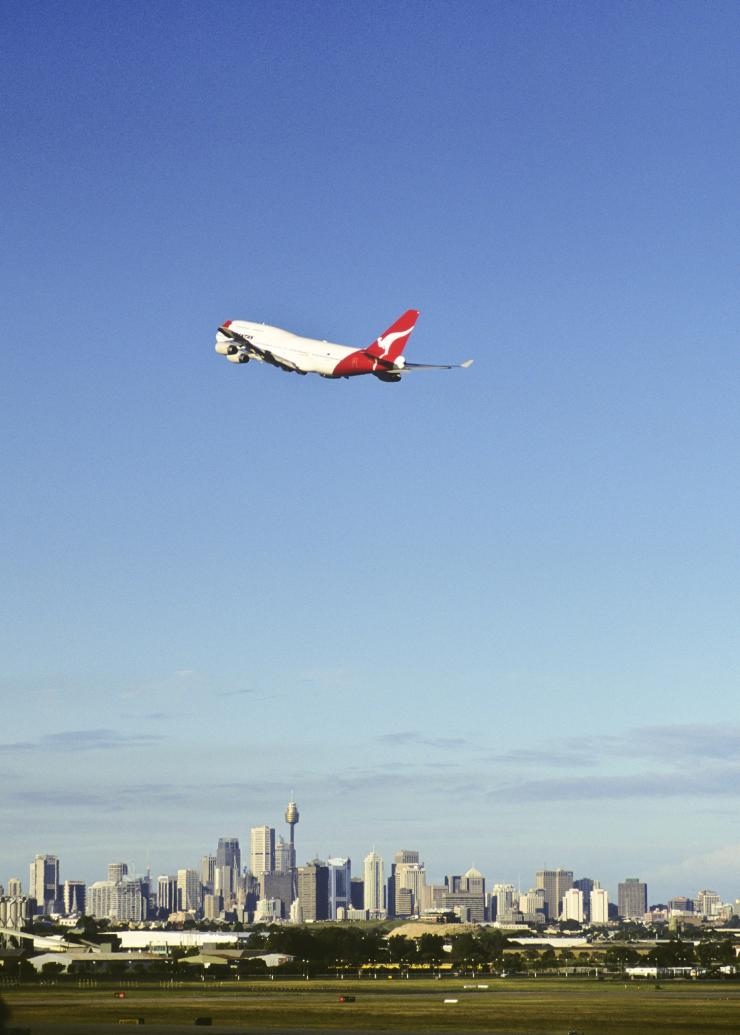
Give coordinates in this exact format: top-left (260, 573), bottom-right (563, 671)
top-left (491, 766), bottom-right (740, 803)
top-left (376, 731), bottom-right (467, 750)
top-left (0, 729), bottom-right (164, 753)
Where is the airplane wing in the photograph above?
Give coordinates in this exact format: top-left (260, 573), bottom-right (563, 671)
top-left (217, 325), bottom-right (305, 374)
top-left (370, 354), bottom-right (474, 373)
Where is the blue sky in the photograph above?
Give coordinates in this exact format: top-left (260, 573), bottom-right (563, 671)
top-left (2, 0), bottom-right (739, 902)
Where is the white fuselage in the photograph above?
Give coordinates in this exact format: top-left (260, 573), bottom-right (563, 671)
top-left (215, 321), bottom-right (362, 376)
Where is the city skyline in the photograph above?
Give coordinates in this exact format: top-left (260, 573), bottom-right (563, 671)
top-left (4, 795), bottom-right (739, 905)
top-left (3, 0), bottom-right (739, 912)
top-left (5, 839), bottom-right (737, 931)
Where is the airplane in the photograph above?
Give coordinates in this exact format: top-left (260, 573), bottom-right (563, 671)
top-left (214, 309), bottom-right (473, 382)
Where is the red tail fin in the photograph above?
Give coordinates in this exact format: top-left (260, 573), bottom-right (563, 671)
top-left (365, 309), bottom-right (420, 361)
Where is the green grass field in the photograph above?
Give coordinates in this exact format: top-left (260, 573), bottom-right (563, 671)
top-left (3, 978), bottom-right (740, 1033)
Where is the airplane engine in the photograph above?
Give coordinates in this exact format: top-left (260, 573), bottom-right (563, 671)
top-left (238, 352), bottom-right (250, 363)
top-left (226, 344), bottom-right (238, 355)
top-left (227, 352), bottom-right (248, 363)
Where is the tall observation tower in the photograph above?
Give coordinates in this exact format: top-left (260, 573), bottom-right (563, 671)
top-left (285, 798), bottom-right (299, 898)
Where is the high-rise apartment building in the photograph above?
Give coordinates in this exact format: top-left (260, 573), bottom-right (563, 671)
top-left (28, 855), bottom-right (60, 914)
top-left (696, 890), bottom-right (721, 917)
top-left (573, 877), bottom-right (595, 917)
top-left (535, 869), bottom-right (573, 920)
top-left (7, 879), bottom-right (22, 898)
top-left (250, 826), bottom-right (275, 877)
top-left (363, 851), bottom-right (385, 915)
top-left (296, 862), bottom-right (329, 921)
top-left (562, 887), bottom-right (584, 923)
top-left (107, 862), bottom-right (128, 883)
top-left (618, 878), bottom-right (647, 919)
top-left (87, 878), bottom-right (145, 921)
top-left (63, 880), bottom-right (86, 915)
top-left (590, 887), bottom-right (609, 924)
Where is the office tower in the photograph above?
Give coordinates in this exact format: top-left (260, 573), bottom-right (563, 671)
top-left (442, 867), bottom-right (486, 922)
top-left (216, 838), bottom-right (241, 873)
top-left (387, 848), bottom-right (416, 914)
top-left (250, 826), bottom-right (275, 877)
top-left (535, 869), bottom-right (573, 920)
top-left (696, 890), bottom-right (721, 917)
top-left (177, 869), bottom-right (201, 913)
top-left (203, 894), bottom-right (223, 920)
top-left (618, 878), bottom-right (647, 919)
top-left (157, 875), bottom-right (178, 915)
top-left (562, 888), bottom-right (584, 923)
top-left (350, 877), bottom-right (364, 909)
top-left (393, 850), bottom-right (425, 918)
top-left (201, 855), bottom-right (216, 894)
top-left (63, 880), bottom-right (86, 915)
top-left (363, 851), bottom-right (384, 914)
top-left (519, 887), bottom-right (546, 920)
top-left (396, 887), bottom-right (414, 916)
top-left (261, 870), bottom-right (294, 917)
top-left (107, 862), bottom-right (128, 883)
top-left (296, 862), bottom-right (329, 921)
top-left (492, 882), bottom-right (516, 921)
top-left (215, 838), bottom-right (241, 906)
top-left (275, 836), bottom-right (292, 872)
top-left (28, 855), bottom-right (60, 914)
top-left (460, 867), bottom-right (485, 897)
top-left (327, 857), bottom-right (351, 920)
top-left (668, 896), bottom-right (694, 914)
top-left (590, 887), bottom-right (609, 924)
top-left (7, 879), bottom-right (22, 898)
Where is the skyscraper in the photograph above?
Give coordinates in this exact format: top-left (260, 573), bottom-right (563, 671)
top-left (535, 869), bottom-right (573, 920)
top-left (28, 855), bottom-right (60, 914)
top-left (296, 862), bottom-right (329, 921)
top-left (201, 855), bottom-right (216, 894)
top-left (562, 888), bottom-right (584, 923)
top-left (176, 869), bottom-right (201, 913)
top-left (618, 878), bottom-right (647, 919)
top-left (327, 857), bottom-right (351, 919)
top-left (157, 875), bottom-right (178, 915)
top-left (363, 851), bottom-right (385, 915)
top-left (215, 838), bottom-right (241, 906)
top-left (107, 862), bottom-right (128, 883)
top-left (250, 826), bottom-right (275, 877)
top-left (590, 887), bottom-right (609, 924)
top-left (492, 882), bottom-right (516, 921)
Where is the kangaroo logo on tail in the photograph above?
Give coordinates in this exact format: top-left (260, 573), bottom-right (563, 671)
top-left (365, 310), bottom-right (420, 360)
